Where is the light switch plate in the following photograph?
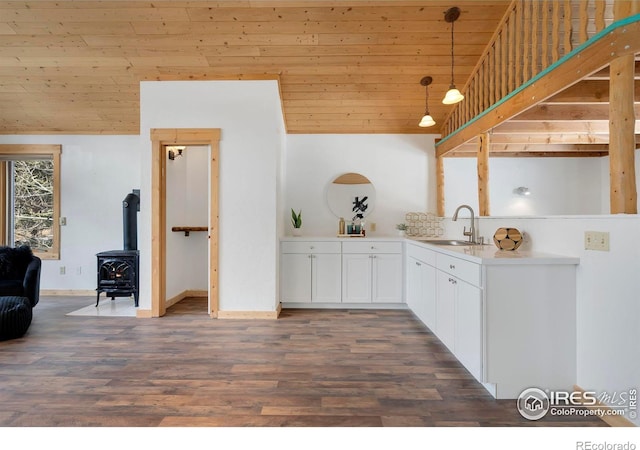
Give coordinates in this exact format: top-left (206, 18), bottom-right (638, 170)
top-left (585, 231), bottom-right (609, 251)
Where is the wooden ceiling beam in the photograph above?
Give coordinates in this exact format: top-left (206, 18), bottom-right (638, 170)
top-left (493, 121), bottom-right (640, 134)
top-left (545, 80), bottom-right (640, 103)
top-left (447, 151), bottom-right (609, 158)
top-left (484, 133), bottom-right (624, 145)
top-left (453, 142), bottom-right (612, 153)
top-left (511, 104), bottom-right (640, 121)
top-left (585, 61), bottom-right (640, 80)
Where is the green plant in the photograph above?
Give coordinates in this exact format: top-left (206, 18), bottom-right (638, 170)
top-left (291, 209), bottom-right (302, 228)
top-left (396, 223), bottom-right (407, 231)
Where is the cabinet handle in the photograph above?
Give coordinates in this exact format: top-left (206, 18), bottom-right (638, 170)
top-left (310, 246), bottom-right (314, 249)
top-left (370, 246), bottom-right (375, 249)
top-left (415, 262), bottom-right (421, 266)
top-left (449, 264), bottom-right (455, 269)
top-left (308, 255), bottom-right (312, 259)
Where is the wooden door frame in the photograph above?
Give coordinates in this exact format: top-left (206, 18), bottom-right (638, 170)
top-left (150, 128), bottom-right (221, 318)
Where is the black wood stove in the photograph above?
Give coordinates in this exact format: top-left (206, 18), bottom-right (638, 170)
top-left (96, 191), bottom-right (140, 307)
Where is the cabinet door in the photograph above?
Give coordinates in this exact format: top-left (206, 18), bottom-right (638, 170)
top-left (281, 253), bottom-right (312, 302)
top-left (406, 257), bottom-right (423, 312)
top-left (312, 253), bottom-right (342, 303)
top-left (372, 253), bottom-right (403, 303)
top-left (455, 279), bottom-right (483, 381)
top-left (436, 269), bottom-right (456, 352)
top-left (342, 254), bottom-right (372, 303)
top-left (422, 263), bottom-right (437, 332)
top-left (407, 257), bottom-right (437, 331)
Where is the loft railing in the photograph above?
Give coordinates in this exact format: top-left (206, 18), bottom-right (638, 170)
top-left (440, 0), bottom-right (616, 138)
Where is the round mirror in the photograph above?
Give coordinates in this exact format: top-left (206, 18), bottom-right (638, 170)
top-left (327, 172), bottom-right (375, 221)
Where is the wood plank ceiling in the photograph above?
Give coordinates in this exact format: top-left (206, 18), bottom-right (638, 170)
top-left (0, 1), bottom-right (510, 135)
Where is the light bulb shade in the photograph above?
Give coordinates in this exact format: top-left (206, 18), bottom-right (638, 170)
top-left (442, 87), bottom-right (464, 105)
top-left (419, 114), bottom-right (436, 127)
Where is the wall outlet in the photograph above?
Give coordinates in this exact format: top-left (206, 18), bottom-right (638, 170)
top-left (585, 231), bottom-right (609, 251)
top-left (59, 217), bottom-right (67, 226)
top-left (59, 266), bottom-right (66, 275)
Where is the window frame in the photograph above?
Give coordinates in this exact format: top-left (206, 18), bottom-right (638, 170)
top-left (0, 144), bottom-right (61, 260)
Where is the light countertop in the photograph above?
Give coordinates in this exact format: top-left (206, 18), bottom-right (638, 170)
top-left (280, 235), bottom-right (579, 265)
top-left (406, 237), bottom-right (579, 265)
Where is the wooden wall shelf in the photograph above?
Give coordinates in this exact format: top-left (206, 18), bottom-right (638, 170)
top-left (171, 226), bottom-right (208, 237)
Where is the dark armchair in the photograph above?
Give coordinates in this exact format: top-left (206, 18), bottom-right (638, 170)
top-left (0, 245), bottom-right (41, 307)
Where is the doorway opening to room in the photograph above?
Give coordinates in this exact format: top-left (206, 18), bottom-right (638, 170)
top-left (165, 144), bottom-right (209, 315)
top-left (150, 129), bottom-right (220, 318)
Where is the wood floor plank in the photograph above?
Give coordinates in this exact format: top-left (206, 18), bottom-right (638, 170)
top-left (0, 296), bottom-right (608, 427)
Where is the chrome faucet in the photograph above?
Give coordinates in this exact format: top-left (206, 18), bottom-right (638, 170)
top-left (452, 204), bottom-right (477, 244)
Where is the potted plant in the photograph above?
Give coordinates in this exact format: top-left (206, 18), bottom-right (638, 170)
top-left (291, 209), bottom-right (302, 236)
top-left (396, 223), bottom-right (408, 237)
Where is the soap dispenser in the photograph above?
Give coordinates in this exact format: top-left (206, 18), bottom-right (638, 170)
top-left (339, 217), bottom-right (345, 235)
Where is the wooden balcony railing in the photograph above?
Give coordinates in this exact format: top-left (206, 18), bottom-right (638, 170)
top-left (440, 0), bottom-right (618, 139)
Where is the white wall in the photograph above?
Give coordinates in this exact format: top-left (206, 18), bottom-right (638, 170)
top-left (139, 80), bottom-right (286, 313)
top-left (165, 145), bottom-right (209, 299)
top-left (443, 215), bottom-right (640, 426)
top-left (285, 134), bottom-right (438, 236)
top-left (0, 135), bottom-right (141, 291)
top-left (443, 157), bottom-right (604, 216)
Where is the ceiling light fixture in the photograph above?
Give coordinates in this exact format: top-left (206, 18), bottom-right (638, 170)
top-left (442, 7), bottom-right (465, 105)
top-left (418, 76), bottom-right (436, 128)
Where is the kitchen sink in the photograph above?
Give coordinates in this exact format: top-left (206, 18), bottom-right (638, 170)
top-left (412, 238), bottom-right (481, 246)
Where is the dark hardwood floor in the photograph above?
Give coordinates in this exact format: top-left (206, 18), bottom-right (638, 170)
top-left (0, 296), bottom-right (607, 427)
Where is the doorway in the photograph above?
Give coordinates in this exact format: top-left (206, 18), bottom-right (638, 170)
top-left (150, 128), bottom-right (220, 318)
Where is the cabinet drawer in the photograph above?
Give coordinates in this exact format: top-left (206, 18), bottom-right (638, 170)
top-left (342, 241), bottom-right (402, 254)
top-left (281, 241), bottom-right (341, 254)
top-left (406, 244), bottom-right (436, 266)
top-left (436, 253), bottom-right (481, 287)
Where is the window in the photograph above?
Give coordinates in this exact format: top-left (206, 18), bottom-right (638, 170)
top-left (0, 145), bottom-right (61, 259)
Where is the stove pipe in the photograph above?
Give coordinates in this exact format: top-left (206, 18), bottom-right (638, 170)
top-left (123, 191), bottom-right (140, 251)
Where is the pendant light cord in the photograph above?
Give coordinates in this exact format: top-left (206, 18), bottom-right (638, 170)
top-left (450, 18), bottom-right (455, 88)
top-left (425, 84), bottom-right (430, 114)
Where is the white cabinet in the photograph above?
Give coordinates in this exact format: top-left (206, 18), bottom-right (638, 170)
top-left (406, 245), bottom-right (437, 331)
top-left (342, 241), bottom-right (403, 304)
top-left (455, 279), bottom-right (483, 381)
top-left (435, 270), bottom-right (457, 352)
top-left (281, 253), bottom-right (312, 302)
top-left (406, 241), bottom-right (578, 399)
top-left (435, 252), bottom-right (483, 381)
top-left (280, 241), bottom-right (341, 303)
top-left (341, 253), bottom-right (372, 303)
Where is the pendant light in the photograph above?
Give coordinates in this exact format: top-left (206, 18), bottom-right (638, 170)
top-left (418, 76), bottom-right (436, 127)
top-left (442, 6), bottom-right (464, 105)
